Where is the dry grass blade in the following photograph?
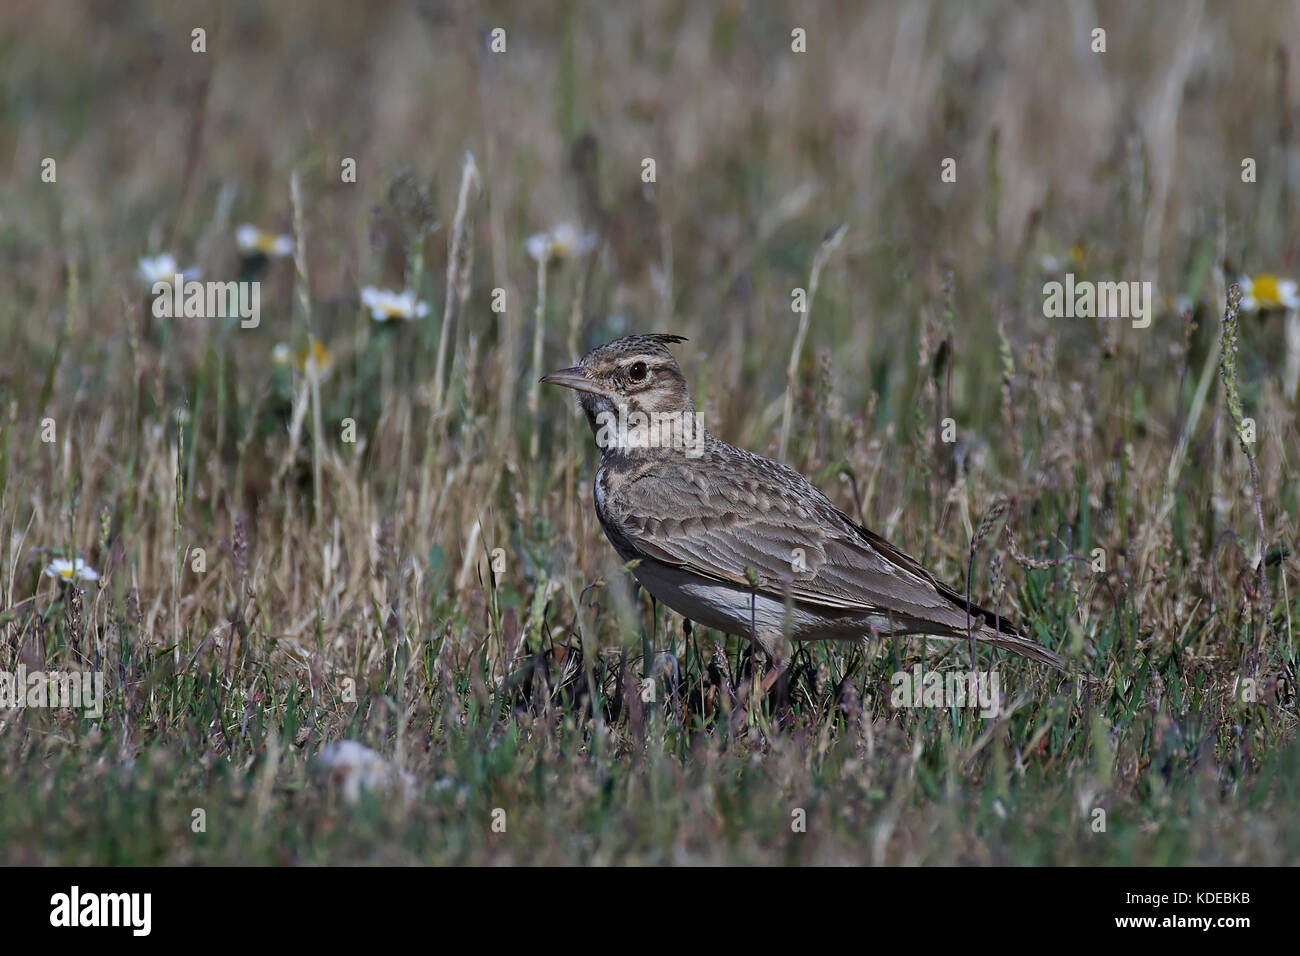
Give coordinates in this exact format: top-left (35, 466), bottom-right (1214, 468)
top-left (779, 223), bottom-right (846, 462)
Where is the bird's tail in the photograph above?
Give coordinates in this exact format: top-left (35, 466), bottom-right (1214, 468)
top-left (977, 625), bottom-right (1067, 670)
top-left (974, 623), bottom-right (1099, 682)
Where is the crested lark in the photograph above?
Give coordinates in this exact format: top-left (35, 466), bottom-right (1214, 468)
top-left (543, 334), bottom-right (1073, 678)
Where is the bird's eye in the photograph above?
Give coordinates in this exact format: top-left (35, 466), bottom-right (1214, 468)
top-left (628, 361), bottom-right (649, 382)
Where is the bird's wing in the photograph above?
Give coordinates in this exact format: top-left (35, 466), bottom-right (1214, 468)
top-left (611, 456), bottom-right (981, 633)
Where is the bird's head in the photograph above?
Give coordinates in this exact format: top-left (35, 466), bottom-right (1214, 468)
top-left (541, 333), bottom-right (700, 456)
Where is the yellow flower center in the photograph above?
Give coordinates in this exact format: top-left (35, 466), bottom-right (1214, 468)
top-left (1250, 274), bottom-right (1282, 306)
top-left (297, 339), bottom-right (332, 372)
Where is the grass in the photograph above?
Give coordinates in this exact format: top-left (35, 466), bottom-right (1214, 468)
top-left (0, 0), bottom-right (1298, 865)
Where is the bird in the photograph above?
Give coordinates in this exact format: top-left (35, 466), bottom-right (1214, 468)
top-left (542, 333), bottom-right (1079, 690)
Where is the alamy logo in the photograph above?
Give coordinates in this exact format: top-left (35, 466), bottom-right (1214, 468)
top-left (1042, 272), bottom-right (1152, 328)
top-left (50, 886), bottom-right (151, 936)
top-left (890, 666), bottom-right (1001, 718)
top-left (595, 408), bottom-right (705, 458)
top-left (0, 667), bottom-right (103, 718)
top-left (150, 274), bottom-right (261, 328)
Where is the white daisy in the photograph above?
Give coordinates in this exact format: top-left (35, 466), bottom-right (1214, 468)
top-left (524, 222), bottom-right (598, 263)
top-left (272, 339), bottom-right (333, 376)
top-left (43, 557), bottom-right (99, 584)
top-left (361, 286), bottom-right (430, 322)
top-left (137, 254), bottom-right (199, 285)
top-left (236, 224), bottom-right (295, 258)
top-left (137, 254), bottom-right (178, 284)
top-left (1239, 274), bottom-right (1300, 313)
top-left (316, 740), bottom-right (419, 805)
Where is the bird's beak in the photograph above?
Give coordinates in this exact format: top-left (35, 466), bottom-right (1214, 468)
top-left (540, 365), bottom-right (610, 397)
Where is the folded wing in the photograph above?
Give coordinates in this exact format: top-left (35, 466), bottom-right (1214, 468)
top-left (612, 460), bottom-right (985, 635)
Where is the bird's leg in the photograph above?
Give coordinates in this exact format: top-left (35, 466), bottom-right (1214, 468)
top-left (736, 583), bottom-right (796, 730)
top-left (745, 589), bottom-right (761, 726)
top-left (759, 645), bottom-right (794, 728)
top-left (708, 631), bottom-right (736, 723)
top-left (728, 637), bottom-right (790, 736)
top-left (760, 649), bottom-right (791, 699)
